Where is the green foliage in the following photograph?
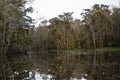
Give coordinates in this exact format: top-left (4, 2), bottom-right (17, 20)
top-left (1, 1), bottom-right (120, 51)
top-left (0, 0), bottom-right (33, 53)
top-left (31, 4), bottom-right (120, 50)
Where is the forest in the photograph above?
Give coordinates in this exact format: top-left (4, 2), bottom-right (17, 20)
top-left (0, 0), bottom-right (120, 54)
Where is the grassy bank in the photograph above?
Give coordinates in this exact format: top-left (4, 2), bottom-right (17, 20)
top-left (96, 47), bottom-right (120, 51)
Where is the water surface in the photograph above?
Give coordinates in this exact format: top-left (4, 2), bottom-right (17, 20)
top-left (0, 50), bottom-right (120, 80)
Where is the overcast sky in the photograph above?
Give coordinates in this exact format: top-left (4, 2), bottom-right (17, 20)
top-left (27, 0), bottom-right (119, 25)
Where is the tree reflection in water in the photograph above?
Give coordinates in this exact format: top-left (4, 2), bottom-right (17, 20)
top-left (0, 51), bottom-right (120, 80)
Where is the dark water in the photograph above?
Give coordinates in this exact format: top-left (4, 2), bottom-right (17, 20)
top-left (0, 50), bottom-right (120, 80)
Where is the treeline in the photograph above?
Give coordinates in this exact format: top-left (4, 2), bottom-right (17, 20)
top-left (0, 0), bottom-right (33, 53)
top-left (31, 4), bottom-right (120, 50)
top-left (0, 1), bottom-right (120, 53)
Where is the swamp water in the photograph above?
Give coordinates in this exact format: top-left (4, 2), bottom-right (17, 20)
top-left (0, 50), bottom-right (120, 80)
